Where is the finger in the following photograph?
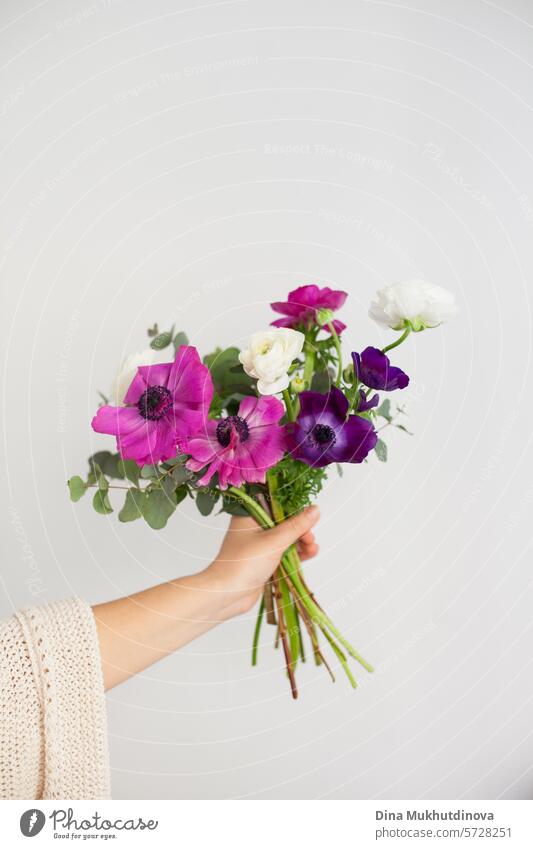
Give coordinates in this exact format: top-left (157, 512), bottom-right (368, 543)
top-left (299, 531), bottom-right (315, 545)
top-left (269, 505), bottom-right (320, 549)
top-left (298, 541), bottom-right (319, 561)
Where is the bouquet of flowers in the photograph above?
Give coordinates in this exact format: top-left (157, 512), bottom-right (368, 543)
top-left (69, 279), bottom-right (457, 698)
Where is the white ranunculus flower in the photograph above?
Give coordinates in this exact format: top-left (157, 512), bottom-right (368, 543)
top-left (111, 348), bottom-right (168, 405)
top-left (369, 279), bottom-right (458, 331)
top-left (239, 328), bottom-right (305, 395)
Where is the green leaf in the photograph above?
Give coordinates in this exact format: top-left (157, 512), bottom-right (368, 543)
top-left (375, 439), bottom-right (388, 462)
top-left (118, 458), bottom-right (141, 485)
top-left (147, 322), bottom-right (159, 338)
top-left (140, 464), bottom-right (161, 480)
top-left (68, 476), bottom-right (86, 502)
top-left (175, 486), bottom-right (188, 507)
top-left (171, 464), bottom-right (191, 485)
top-left (395, 423), bottom-right (413, 435)
top-left (221, 493), bottom-right (250, 516)
top-left (311, 370), bottom-right (332, 393)
top-left (377, 399), bottom-right (392, 422)
top-left (196, 490), bottom-right (218, 516)
top-left (161, 475), bottom-right (178, 496)
top-left (89, 451), bottom-right (125, 479)
top-left (142, 488), bottom-right (177, 529)
top-left (92, 489), bottom-right (113, 514)
top-left (173, 331), bottom-right (189, 350)
top-left (204, 347), bottom-right (255, 400)
top-left (150, 330), bottom-right (173, 350)
top-left (96, 470), bottom-right (109, 491)
top-left (118, 488), bottom-right (145, 522)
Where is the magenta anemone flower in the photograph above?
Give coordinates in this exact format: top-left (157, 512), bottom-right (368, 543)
top-left (286, 387), bottom-right (377, 468)
top-left (184, 396), bottom-right (286, 489)
top-left (91, 346), bottom-right (213, 466)
top-left (352, 347), bottom-right (409, 392)
top-left (271, 284), bottom-right (348, 335)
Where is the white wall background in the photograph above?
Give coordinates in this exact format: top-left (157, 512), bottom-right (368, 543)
top-left (1, 0), bottom-right (533, 800)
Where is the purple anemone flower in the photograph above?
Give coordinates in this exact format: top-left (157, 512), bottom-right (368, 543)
top-left (286, 387), bottom-right (377, 468)
top-left (184, 396), bottom-right (286, 489)
top-left (271, 284), bottom-right (347, 335)
top-left (92, 346), bottom-right (213, 466)
top-left (352, 346), bottom-right (409, 392)
top-left (357, 389), bottom-right (380, 413)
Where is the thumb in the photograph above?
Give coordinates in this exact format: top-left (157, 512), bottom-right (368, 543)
top-left (268, 505), bottom-right (320, 549)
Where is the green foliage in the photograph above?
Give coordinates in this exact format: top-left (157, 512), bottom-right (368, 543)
top-left (311, 370), bottom-right (333, 393)
top-left (68, 476), bottom-right (86, 502)
top-left (92, 489), bottom-right (113, 514)
top-left (119, 488), bottom-right (145, 522)
top-left (173, 331), bottom-right (189, 350)
top-left (376, 399), bottom-right (392, 422)
top-left (89, 451), bottom-right (125, 479)
top-left (270, 456), bottom-right (327, 514)
top-left (203, 347), bottom-right (255, 401)
top-left (142, 488), bottom-right (177, 529)
top-left (118, 459), bottom-right (140, 485)
top-left (221, 492), bottom-right (250, 516)
top-left (147, 323), bottom-right (159, 338)
top-left (375, 439), bottom-right (388, 462)
top-left (140, 464), bottom-right (160, 480)
top-left (196, 489), bottom-right (219, 516)
top-left (150, 328), bottom-right (173, 350)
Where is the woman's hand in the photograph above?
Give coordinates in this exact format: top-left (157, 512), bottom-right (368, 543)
top-left (205, 506), bottom-right (320, 619)
top-left (93, 507), bottom-right (320, 690)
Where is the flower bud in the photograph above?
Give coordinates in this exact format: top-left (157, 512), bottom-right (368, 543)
top-left (290, 376), bottom-right (306, 394)
top-left (316, 308), bottom-right (334, 327)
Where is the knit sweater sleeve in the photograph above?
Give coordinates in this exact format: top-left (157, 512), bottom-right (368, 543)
top-left (0, 598), bottom-right (111, 800)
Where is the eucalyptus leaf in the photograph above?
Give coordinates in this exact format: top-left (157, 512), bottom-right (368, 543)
top-left (173, 331), bottom-right (189, 350)
top-left (92, 489), bottom-right (113, 514)
top-left (118, 488), bottom-right (145, 522)
top-left (196, 490), bottom-right (218, 516)
top-left (118, 459), bottom-right (141, 485)
top-left (142, 488), bottom-right (177, 529)
top-left (395, 424), bottom-right (413, 435)
top-left (221, 493), bottom-right (250, 516)
top-left (377, 399), bottom-right (392, 422)
top-left (161, 475), bottom-right (178, 496)
top-left (375, 439), bottom-right (388, 462)
top-left (68, 476), bottom-right (86, 502)
top-left (175, 486), bottom-right (188, 507)
top-left (171, 464), bottom-right (191, 485)
top-left (89, 451), bottom-right (125, 479)
top-left (140, 464), bottom-right (161, 480)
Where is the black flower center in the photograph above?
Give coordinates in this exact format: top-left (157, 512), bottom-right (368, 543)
top-left (216, 415), bottom-right (250, 447)
top-left (137, 385), bottom-right (173, 420)
top-left (312, 423), bottom-right (336, 446)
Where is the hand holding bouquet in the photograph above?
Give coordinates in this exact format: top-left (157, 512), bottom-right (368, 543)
top-left (69, 279), bottom-right (457, 698)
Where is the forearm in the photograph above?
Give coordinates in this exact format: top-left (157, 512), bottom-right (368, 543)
top-left (92, 569), bottom-right (232, 690)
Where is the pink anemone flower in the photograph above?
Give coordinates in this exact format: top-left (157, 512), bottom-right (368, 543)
top-left (184, 396), bottom-right (286, 489)
top-left (92, 346), bottom-right (213, 467)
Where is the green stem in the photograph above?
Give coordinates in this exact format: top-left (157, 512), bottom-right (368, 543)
top-left (284, 546), bottom-right (373, 673)
top-left (282, 389), bottom-right (296, 422)
top-left (327, 322), bottom-right (343, 386)
top-left (252, 595), bottom-right (265, 666)
top-left (229, 486), bottom-right (373, 676)
top-left (382, 325), bottom-right (411, 354)
top-left (303, 347), bottom-right (316, 388)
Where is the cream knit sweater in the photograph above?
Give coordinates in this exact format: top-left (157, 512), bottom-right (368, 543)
top-left (0, 598), bottom-right (110, 799)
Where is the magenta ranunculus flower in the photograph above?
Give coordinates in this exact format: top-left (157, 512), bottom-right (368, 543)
top-left (91, 346), bottom-right (213, 466)
top-left (184, 396), bottom-right (286, 489)
top-left (271, 284), bottom-right (348, 335)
